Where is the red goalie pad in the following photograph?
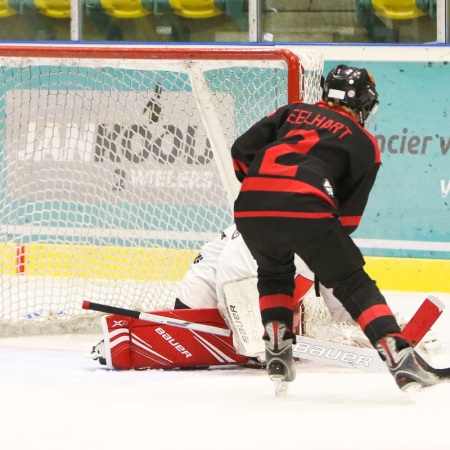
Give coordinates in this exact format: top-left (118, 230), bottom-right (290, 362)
top-left (101, 308), bottom-right (250, 370)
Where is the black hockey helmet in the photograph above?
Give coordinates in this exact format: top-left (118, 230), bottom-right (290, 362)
top-left (322, 65), bottom-right (379, 125)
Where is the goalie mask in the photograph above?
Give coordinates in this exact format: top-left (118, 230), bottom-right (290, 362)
top-left (322, 64), bottom-right (379, 126)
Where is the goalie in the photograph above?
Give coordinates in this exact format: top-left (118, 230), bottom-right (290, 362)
top-left (91, 224), bottom-right (437, 370)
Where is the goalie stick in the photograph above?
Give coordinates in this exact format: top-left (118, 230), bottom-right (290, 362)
top-left (303, 343), bottom-right (450, 380)
top-left (293, 295), bottom-right (445, 374)
top-left (293, 335), bottom-right (386, 373)
top-left (85, 295), bottom-right (444, 373)
top-left (82, 300), bottom-right (231, 337)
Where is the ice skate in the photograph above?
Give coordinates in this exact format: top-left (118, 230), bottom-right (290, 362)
top-left (264, 322), bottom-right (296, 396)
top-left (376, 335), bottom-right (439, 392)
top-left (90, 340), bottom-right (107, 366)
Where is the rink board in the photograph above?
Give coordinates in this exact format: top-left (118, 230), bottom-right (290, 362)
top-left (1, 241), bottom-right (448, 292)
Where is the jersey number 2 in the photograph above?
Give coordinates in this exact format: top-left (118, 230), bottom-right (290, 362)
top-left (259, 129), bottom-right (320, 177)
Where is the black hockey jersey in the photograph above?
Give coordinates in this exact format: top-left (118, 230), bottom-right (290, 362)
top-left (231, 101), bottom-right (381, 234)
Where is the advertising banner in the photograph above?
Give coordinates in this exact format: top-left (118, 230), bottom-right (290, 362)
top-left (324, 61), bottom-right (450, 260)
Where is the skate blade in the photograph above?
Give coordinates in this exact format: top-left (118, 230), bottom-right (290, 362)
top-left (402, 380), bottom-right (440, 394)
top-left (402, 382), bottom-right (422, 394)
top-left (272, 378), bottom-right (290, 397)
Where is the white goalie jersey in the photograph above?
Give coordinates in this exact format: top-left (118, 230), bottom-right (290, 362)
top-left (177, 224), bottom-right (327, 311)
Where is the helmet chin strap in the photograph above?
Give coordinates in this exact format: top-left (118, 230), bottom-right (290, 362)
top-left (363, 103), bottom-right (379, 129)
top-left (358, 111), bottom-right (365, 126)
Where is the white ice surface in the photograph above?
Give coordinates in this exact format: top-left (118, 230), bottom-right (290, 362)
top-left (2, 292), bottom-right (450, 450)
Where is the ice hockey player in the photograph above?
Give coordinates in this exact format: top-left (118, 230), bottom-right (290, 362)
top-left (231, 64), bottom-right (438, 392)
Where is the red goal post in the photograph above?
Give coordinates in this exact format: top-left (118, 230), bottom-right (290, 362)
top-left (0, 45), bottom-right (323, 335)
top-left (0, 45), bottom-right (319, 102)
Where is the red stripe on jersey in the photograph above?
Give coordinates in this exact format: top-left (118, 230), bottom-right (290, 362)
top-left (340, 215), bottom-right (362, 227)
top-left (362, 128), bottom-right (381, 163)
top-left (233, 158), bottom-right (248, 174)
top-left (260, 294), bottom-right (294, 311)
top-left (241, 176), bottom-right (336, 209)
top-left (357, 304), bottom-right (395, 331)
top-left (234, 210), bottom-right (335, 219)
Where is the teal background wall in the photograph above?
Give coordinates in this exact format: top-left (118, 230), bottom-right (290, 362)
top-left (324, 60), bottom-right (450, 259)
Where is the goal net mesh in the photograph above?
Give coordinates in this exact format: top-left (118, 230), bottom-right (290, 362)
top-left (0, 46), bottom-right (323, 335)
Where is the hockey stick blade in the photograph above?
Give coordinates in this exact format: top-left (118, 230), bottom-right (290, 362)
top-left (82, 300), bottom-right (231, 337)
top-left (414, 351), bottom-right (450, 380)
top-left (293, 295), bottom-right (446, 374)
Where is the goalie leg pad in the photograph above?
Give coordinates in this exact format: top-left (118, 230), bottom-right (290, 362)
top-left (220, 277), bottom-right (266, 359)
top-left (100, 314), bottom-right (133, 370)
top-left (100, 309), bottom-right (249, 370)
top-left (220, 275), bottom-right (315, 358)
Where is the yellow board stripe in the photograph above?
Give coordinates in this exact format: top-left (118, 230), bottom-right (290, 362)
top-left (1, 243), bottom-right (449, 292)
top-left (0, 242), bottom-right (197, 281)
top-left (365, 256), bottom-right (450, 293)
top-left (0, 243), bottom-right (21, 275)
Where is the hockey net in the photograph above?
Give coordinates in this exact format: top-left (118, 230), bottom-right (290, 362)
top-left (0, 45), bottom-right (324, 336)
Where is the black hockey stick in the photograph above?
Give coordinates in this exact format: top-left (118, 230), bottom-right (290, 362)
top-left (82, 300), bottom-right (231, 337)
top-left (415, 351), bottom-right (450, 380)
